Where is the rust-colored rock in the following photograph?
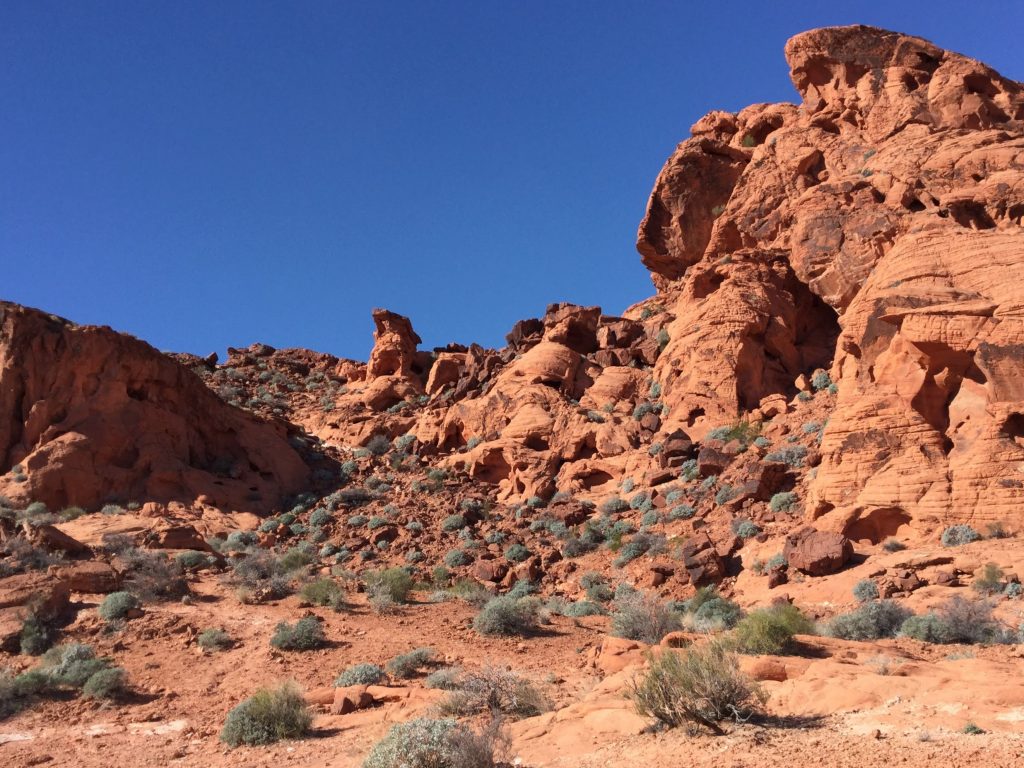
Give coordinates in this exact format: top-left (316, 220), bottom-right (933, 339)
top-left (0, 303), bottom-right (310, 513)
top-left (783, 527), bottom-right (853, 576)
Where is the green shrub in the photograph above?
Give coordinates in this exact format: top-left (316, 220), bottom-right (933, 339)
top-left (435, 666), bottom-right (548, 719)
top-left (611, 591), bottom-right (680, 644)
top-left (386, 648), bottom-right (434, 679)
top-left (899, 613), bottom-right (954, 644)
top-left (715, 485), bottom-right (738, 505)
top-left (366, 435), bottom-right (391, 456)
top-left (269, 617), bottom-right (325, 651)
top-left (504, 543), bottom-right (531, 562)
top-left (220, 683), bottom-right (312, 747)
top-left (441, 514), bottom-right (467, 532)
top-left (98, 591), bottom-right (140, 622)
top-left (336, 662), bottom-right (386, 686)
top-left (763, 446), bottom-right (807, 467)
top-left (300, 578), bottom-right (344, 609)
top-left (19, 613), bottom-right (54, 656)
top-left (852, 579), bottom-right (880, 603)
top-left (348, 514), bottom-right (369, 527)
top-left (668, 504), bottom-right (695, 520)
top-left (561, 600), bottom-right (605, 617)
top-left (197, 628), bottom-right (233, 651)
top-left (363, 717), bottom-right (501, 768)
top-left (826, 600), bottom-right (912, 640)
top-left (424, 667), bottom-right (463, 690)
top-left (972, 563), bottom-right (1005, 595)
top-left (42, 643), bottom-right (109, 687)
top-left (689, 595), bottom-right (743, 631)
top-left (769, 492), bottom-right (798, 513)
top-left (309, 509), bottom-right (332, 527)
top-left (731, 520), bottom-right (760, 539)
top-left (365, 568), bottom-right (413, 604)
top-left (629, 642), bottom-right (765, 734)
top-left (732, 604), bottom-right (814, 655)
top-left (175, 550), bottom-right (213, 570)
top-left (445, 549), bottom-right (472, 567)
top-left (600, 497), bottom-right (629, 514)
top-left (82, 667), bottom-right (127, 700)
top-left (882, 538), bottom-right (906, 552)
top-left (276, 546), bottom-right (315, 573)
top-left (941, 524), bottom-right (981, 547)
top-left (473, 596), bottom-right (539, 637)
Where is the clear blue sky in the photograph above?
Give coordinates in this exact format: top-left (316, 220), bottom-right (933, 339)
top-left (3, 2), bottom-right (1021, 360)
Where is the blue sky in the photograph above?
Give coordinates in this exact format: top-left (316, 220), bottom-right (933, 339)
top-left (3, 2), bottom-right (1021, 360)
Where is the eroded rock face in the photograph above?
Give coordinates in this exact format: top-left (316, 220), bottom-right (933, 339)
top-left (0, 303), bottom-right (310, 513)
top-left (635, 25), bottom-right (1024, 537)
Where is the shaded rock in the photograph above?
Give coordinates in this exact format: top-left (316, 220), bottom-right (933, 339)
top-left (783, 527), bottom-right (853, 576)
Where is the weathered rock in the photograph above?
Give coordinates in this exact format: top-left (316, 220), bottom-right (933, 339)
top-left (0, 302), bottom-right (310, 513)
top-left (366, 309), bottom-right (423, 380)
top-left (331, 684), bottom-right (375, 715)
top-left (48, 561), bottom-right (121, 593)
top-left (25, 524), bottom-right (90, 556)
top-left (783, 527), bottom-right (853, 576)
top-left (679, 532), bottom-right (725, 586)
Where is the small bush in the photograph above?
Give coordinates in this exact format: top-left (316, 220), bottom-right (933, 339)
top-left (561, 600), bottom-right (605, 617)
top-left (827, 600), bottom-right (912, 640)
top-left (611, 591), bottom-right (680, 644)
top-left (882, 538), bottom-right (906, 552)
top-left (629, 642), bottom-right (765, 734)
top-left (972, 563), bottom-right (1004, 595)
top-left (363, 717), bottom-right (502, 768)
top-left (441, 514), bottom-right (467, 532)
top-left (424, 667), bottom-right (463, 690)
top-left (436, 667), bottom-right (548, 719)
top-left (941, 524), bottom-right (981, 547)
top-left (300, 579), bottom-right (344, 608)
top-left (763, 446), bottom-right (807, 467)
top-left (42, 643), bottom-right (109, 687)
top-left (769, 492), bottom-right (798, 513)
top-left (504, 543), bottom-right (531, 562)
top-left (175, 550), bottom-right (213, 571)
top-left (365, 568), bottom-right (413, 604)
top-left (668, 504), bottom-right (695, 521)
top-left (82, 667), bottom-right (127, 700)
top-left (732, 604), bottom-right (814, 655)
top-left (473, 596), bottom-right (539, 637)
top-left (689, 595), bottom-right (743, 631)
top-left (19, 613), bottom-right (54, 656)
top-left (732, 520), bottom-right (760, 539)
top-left (386, 648), bottom-right (434, 679)
top-left (98, 591), bottom-right (140, 622)
top-left (366, 435), bottom-right (391, 456)
top-left (220, 683), bottom-right (312, 747)
top-left (899, 613), bottom-right (954, 644)
top-left (600, 497), bottom-right (629, 515)
top-left (197, 628), bottom-right (233, 651)
top-left (269, 617), bottom-right (325, 651)
top-left (336, 662), bottom-right (386, 686)
top-left (852, 579), bottom-right (880, 603)
top-left (444, 549), bottom-right (472, 567)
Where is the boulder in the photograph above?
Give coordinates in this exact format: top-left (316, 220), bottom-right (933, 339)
top-left (783, 527), bottom-right (853, 576)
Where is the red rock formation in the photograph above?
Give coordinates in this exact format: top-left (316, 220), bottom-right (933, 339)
top-left (0, 302), bottom-right (310, 513)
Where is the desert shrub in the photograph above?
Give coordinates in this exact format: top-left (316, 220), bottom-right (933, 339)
top-left (223, 531), bottom-right (259, 552)
top-left (448, 579), bottom-right (491, 606)
top-left (473, 596), bottom-right (539, 637)
top-left (763, 446), bottom-right (807, 468)
top-left (827, 600), bottom-right (912, 640)
top-left (853, 579), bottom-right (880, 603)
top-left (99, 591), bottom-right (140, 622)
top-left (363, 717), bottom-right (502, 768)
top-left (197, 628), bottom-right (233, 651)
top-left (972, 563), bottom-right (1005, 595)
top-left (42, 643), bottom-right (109, 687)
top-left (732, 604), bottom-right (814, 655)
top-left (613, 532), bottom-right (666, 567)
top-left (689, 595), bottom-right (743, 631)
top-left (561, 600), bottom-right (605, 617)
top-left (629, 642), bottom-right (765, 734)
top-left (441, 548), bottom-right (469, 567)
top-left (58, 506), bottom-right (87, 521)
top-left (366, 435), bottom-right (391, 456)
top-left (1005, 582), bottom-right (1023, 598)
top-left (442, 514), bottom-right (467, 532)
top-left (436, 667), bottom-right (548, 719)
top-left (731, 519), bottom-right (760, 539)
top-left (706, 420), bottom-right (760, 445)
top-left (611, 591), bottom-right (680, 644)
top-left (629, 492), bottom-right (652, 510)
top-left (668, 504), bottom-right (695, 521)
top-left (600, 497), bottom-right (629, 515)
top-left (882, 538), bottom-right (906, 552)
top-left (424, 667), bottom-right (464, 690)
top-left (119, 548), bottom-right (188, 601)
top-left (365, 567), bottom-right (413, 604)
top-left (82, 667), bottom-right (127, 700)
top-left (220, 682), bottom-right (312, 747)
top-left (336, 662), bottom-right (386, 686)
top-left (269, 617), bottom-right (325, 651)
top-left (769, 492), bottom-right (798, 513)
top-left (2, 534), bottom-right (62, 572)
top-left (276, 546), bottom-right (316, 573)
top-left (309, 509), bottom-right (332, 528)
top-left (19, 612), bottom-right (55, 656)
top-left (405, 520), bottom-right (424, 533)
top-left (985, 521), bottom-right (1010, 539)
top-left (386, 648), bottom-right (435, 679)
top-left (175, 550), bottom-right (213, 571)
top-left (941, 524), bottom-right (981, 547)
top-left (933, 595), bottom-right (1005, 643)
top-left (811, 370), bottom-right (832, 391)
top-left (899, 613), bottom-right (954, 644)
top-left (715, 485), bottom-right (738, 506)
top-left (299, 579), bottom-right (344, 609)
top-left (640, 510), bottom-right (660, 527)
top-left (348, 514), bottom-right (369, 527)
top-left (504, 543), bottom-right (531, 562)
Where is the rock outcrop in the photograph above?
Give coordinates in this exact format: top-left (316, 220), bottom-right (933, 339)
top-left (0, 302), bottom-right (311, 513)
